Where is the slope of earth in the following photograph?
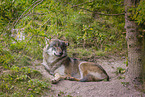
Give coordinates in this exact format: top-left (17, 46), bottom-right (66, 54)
top-left (33, 56), bottom-right (145, 97)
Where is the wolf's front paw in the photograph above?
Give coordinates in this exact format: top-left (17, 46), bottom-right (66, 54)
top-left (65, 76), bottom-right (74, 80)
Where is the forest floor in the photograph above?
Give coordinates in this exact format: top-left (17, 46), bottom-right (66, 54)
top-left (34, 56), bottom-right (145, 97)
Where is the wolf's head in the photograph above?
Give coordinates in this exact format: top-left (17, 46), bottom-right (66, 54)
top-left (45, 39), bottom-right (69, 57)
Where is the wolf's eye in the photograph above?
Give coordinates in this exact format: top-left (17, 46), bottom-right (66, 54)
top-left (61, 43), bottom-right (66, 48)
top-left (62, 46), bottom-right (66, 49)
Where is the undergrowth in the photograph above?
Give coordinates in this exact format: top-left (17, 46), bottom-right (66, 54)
top-left (67, 47), bottom-right (106, 59)
top-left (0, 65), bottom-right (51, 97)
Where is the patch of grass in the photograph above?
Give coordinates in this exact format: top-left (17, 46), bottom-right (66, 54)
top-left (95, 50), bottom-right (106, 56)
top-left (115, 67), bottom-right (126, 75)
top-left (117, 76), bottom-right (125, 79)
top-left (17, 55), bottom-right (32, 66)
top-left (121, 82), bottom-right (130, 87)
top-left (0, 65), bottom-right (51, 97)
top-left (67, 47), bottom-right (106, 59)
top-left (57, 91), bottom-right (73, 97)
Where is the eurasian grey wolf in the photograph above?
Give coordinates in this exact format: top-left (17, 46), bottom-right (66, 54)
top-left (42, 39), bottom-right (109, 83)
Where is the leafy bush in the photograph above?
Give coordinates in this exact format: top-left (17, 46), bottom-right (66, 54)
top-left (115, 67), bottom-right (126, 75)
top-left (68, 47), bottom-right (106, 60)
top-left (0, 47), bottom-right (14, 69)
top-left (0, 65), bottom-right (51, 97)
top-left (0, 0), bottom-right (126, 65)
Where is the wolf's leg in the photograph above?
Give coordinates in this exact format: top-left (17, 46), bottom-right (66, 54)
top-left (65, 76), bottom-right (81, 81)
top-left (79, 74), bottom-right (104, 82)
top-left (79, 75), bottom-right (91, 82)
top-left (52, 74), bottom-right (81, 83)
top-left (51, 73), bottom-right (62, 84)
top-left (51, 73), bottom-right (67, 84)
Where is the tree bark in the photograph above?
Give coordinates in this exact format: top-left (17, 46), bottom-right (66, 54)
top-left (124, 0), bottom-right (143, 83)
top-left (143, 33), bottom-right (145, 90)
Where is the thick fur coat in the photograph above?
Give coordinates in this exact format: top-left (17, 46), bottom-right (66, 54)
top-left (42, 39), bottom-right (109, 83)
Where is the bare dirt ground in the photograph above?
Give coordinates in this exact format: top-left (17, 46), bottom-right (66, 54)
top-left (34, 56), bottom-right (145, 97)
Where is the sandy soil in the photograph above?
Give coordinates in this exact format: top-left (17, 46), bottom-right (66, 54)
top-left (34, 56), bottom-right (145, 97)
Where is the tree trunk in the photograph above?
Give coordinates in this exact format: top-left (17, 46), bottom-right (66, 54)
top-left (143, 34), bottom-right (145, 90)
top-left (124, 0), bottom-right (143, 83)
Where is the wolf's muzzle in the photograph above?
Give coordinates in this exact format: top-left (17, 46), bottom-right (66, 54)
top-left (54, 52), bottom-right (63, 57)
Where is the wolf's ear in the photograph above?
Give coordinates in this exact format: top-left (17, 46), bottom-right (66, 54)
top-left (64, 41), bottom-right (69, 46)
top-left (45, 37), bottom-right (51, 44)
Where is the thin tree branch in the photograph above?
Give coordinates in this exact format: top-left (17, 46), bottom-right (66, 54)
top-left (71, 0), bottom-right (94, 8)
top-left (42, 18), bottom-right (50, 26)
top-left (94, 11), bottom-right (125, 16)
top-left (25, 0), bottom-right (44, 17)
top-left (15, 35), bottom-right (34, 62)
top-left (79, 7), bottom-right (125, 16)
top-left (22, 0), bottom-right (44, 20)
top-left (13, 0), bottom-right (43, 27)
top-left (13, 0), bottom-right (40, 27)
top-left (71, 0), bottom-right (124, 16)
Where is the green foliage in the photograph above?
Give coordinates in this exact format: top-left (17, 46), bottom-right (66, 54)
top-left (132, 0), bottom-right (145, 24)
top-left (8, 0), bottom-right (125, 50)
top-left (0, 0), bottom-right (127, 60)
top-left (117, 76), bottom-right (125, 80)
top-left (0, 65), bottom-right (51, 97)
top-left (1, 0), bottom-right (145, 96)
top-left (121, 82), bottom-right (130, 87)
top-left (0, 0), bottom-right (138, 96)
top-left (9, 42), bottom-right (25, 52)
top-left (0, 0), bottom-right (128, 81)
top-left (0, 0), bottom-right (127, 70)
top-left (57, 91), bottom-right (73, 97)
top-left (115, 67), bottom-right (126, 75)
top-left (68, 47), bottom-right (106, 60)
top-left (0, 46), bottom-right (14, 69)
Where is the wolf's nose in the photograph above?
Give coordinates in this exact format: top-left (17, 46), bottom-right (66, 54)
top-left (59, 52), bottom-right (63, 55)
